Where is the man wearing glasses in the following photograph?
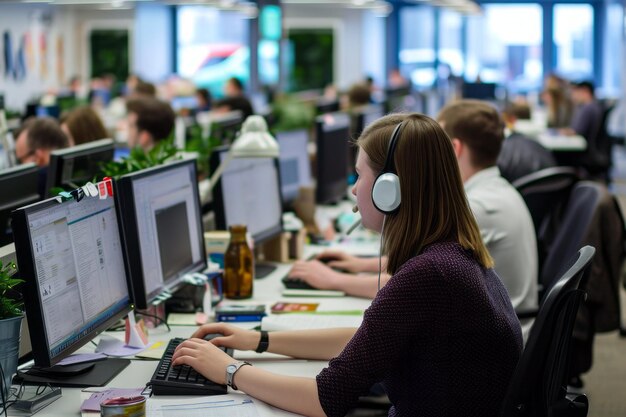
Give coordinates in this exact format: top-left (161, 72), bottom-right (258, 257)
top-left (14, 117), bottom-right (69, 196)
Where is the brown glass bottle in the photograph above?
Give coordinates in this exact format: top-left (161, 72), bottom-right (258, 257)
top-left (224, 225), bottom-right (254, 299)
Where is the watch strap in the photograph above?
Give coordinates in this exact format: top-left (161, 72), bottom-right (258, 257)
top-left (255, 330), bottom-right (269, 353)
top-left (226, 361), bottom-right (252, 391)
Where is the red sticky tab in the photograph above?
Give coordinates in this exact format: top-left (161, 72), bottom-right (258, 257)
top-left (98, 181), bottom-right (107, 199)
top-left (104, 177), bottom-right (113, 197)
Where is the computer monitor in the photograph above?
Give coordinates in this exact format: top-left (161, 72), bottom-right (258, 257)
top-left (210, 146), bottom-right (283, 245)
top-left (352, 104), bottom-right (384, 138)
top-left (275, 129), bottom-right (312, 205)
top-left (45, 138), bottom-right (115, 196)
top-left (115, 158), bottom-right (206, 310)
top-left (462, 82), bottom-right (497, 100)
top-left (0, 163), bottom-right (40, 246)
top-left (207, 111), bottom-right (243, 145)
top-left (315, 112), bottom-right (351, 204)
top-left (11, 192), bottom-right (132, 386)
top-left (315, 98), bottom-right (340, 115)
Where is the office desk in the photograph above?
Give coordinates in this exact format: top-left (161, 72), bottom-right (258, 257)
top-left (512, 121), bottom-right (587, 152)
top-left (14, 251), bottom-right (376, 417)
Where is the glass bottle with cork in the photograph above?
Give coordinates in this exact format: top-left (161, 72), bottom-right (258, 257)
top-left (224, 224), bottom-right (254, 299)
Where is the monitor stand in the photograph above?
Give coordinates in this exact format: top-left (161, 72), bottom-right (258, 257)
top-left (15, 358), bottom-right (130, 388)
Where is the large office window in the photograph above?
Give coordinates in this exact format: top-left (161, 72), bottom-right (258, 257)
top-left (399, 6), bottom-right (435, 89)
top-left (177, 6), bottom-right (250, 98)
top-left (466, 4), bottom-right (543, 94)
top-left (438, 9), bottom-right (464, 78)
top-left (602, 2), bottom-right (623, 96)
top-left (553, 4), bottom-right (593, 82)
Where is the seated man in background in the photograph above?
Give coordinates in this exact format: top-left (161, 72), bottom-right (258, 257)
top-left (125, 97), bottom-right (175, 152)
top-left (290, 102), bottom-right (538, 335)
top-left (497, 102), bottom-right (556, 183)
top-left (15, 117), bottom-right (70, 197)
top-left (561, 80), bottom-right (608, 178)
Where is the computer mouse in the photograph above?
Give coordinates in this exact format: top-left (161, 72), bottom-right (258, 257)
top-left (203, 333), bottom-right (224, 342)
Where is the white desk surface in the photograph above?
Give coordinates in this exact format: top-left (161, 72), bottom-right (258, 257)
top-left (13, 241), bottom-right (379, 417)
top-left (512, 121), bottom-right (587, 152)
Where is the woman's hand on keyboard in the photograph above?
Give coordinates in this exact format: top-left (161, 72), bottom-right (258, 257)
top-left (191, 323), bottom-right (260, 351)
top-left (316, 250), bottom-right (376, 273)
top-left (171, 338), bottom-right (232, 384)
top-left (288, 260), bottom-right (344, 290)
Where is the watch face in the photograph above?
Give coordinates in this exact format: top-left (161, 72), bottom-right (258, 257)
top-left (227, 364), bottom-right (237, 373)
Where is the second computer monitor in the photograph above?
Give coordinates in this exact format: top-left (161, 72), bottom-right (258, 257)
top-left (315, 112), bottom-right (351, 204)
top-left (210, 146), bottom-right (283, 245)
top-left (45, 138), bottom-right (115, 196)
top-left (275, 129), bottom-right (312, 205)
top-left (116, 158), bottom-right (206, 310)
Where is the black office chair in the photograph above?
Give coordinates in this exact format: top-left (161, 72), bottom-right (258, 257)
top-left (516, 181), bottom-right (601, 321)
top-left (512, 167), bottom-right (579, 274)
top-left (500, 246), bottom-right (595, 417)
top-left (498, 133), bottom-right (557, 184)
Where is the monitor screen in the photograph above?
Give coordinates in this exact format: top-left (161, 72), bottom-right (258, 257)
top-left (210, 146), bottom-right (282, 244)
top-left (203, 111), bottom-right (243, 146)
top-left (11, 193), bottom-right (132, 368)
top-left (45, 139), bottom-right (115, 197)
top-left (116, 159), bottom-right (206, 310)
top-left (276, 129), bottom-right (312, 204)
top-left (462, 82), bottom-right (497, 100)
top-left (0, 163), bottom-right (41, 246)
top-left (315, 112), bottom-right (351, 204)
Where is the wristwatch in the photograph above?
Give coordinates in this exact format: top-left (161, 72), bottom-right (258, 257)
top-left (225, 361), bottom-right (252, 390)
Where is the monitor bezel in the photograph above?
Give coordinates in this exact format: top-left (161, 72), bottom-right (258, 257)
top-left (209, 146), bottom-right (284, 245)
top-left (315, 112), bottom-right (351, 205)
top-left (0, 163), bottom-right (40, 211)
top-left (45, 138), bottom-right (115, 197)
top-left (275, 128), bottom-right (311, 206)
top-left (11, 196), bottom-right (133, 368)
top-left (115, 158), bottom-right (207, 310)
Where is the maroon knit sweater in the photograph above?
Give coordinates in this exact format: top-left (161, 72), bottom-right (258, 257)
top-left (316, 242), bottom-right (522, 417)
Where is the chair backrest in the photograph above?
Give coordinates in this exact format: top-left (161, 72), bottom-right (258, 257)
top-left (512, 167), bottom-right (579, 267)
top-left (498, 134), bottom-right (557, 184)
top-left (541, 182), bottom-right (602, 292)
top-left (501, 246), bottom-right (595, 417)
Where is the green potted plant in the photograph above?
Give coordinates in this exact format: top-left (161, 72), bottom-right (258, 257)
top-left (0, 260), bottom-right (23, 401)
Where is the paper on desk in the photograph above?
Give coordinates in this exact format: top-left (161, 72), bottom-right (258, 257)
top-left (57, 352), bottom-right (107, 366)
top-left (167, 313), bottom-right (198, 326)
top-left (95, 334), bottom-right (151, 357)
top-left (81, 388), bottom-right (145, 411)
top-left (261, 314), bottom-right (362, 331)
top-left (147, 395), bottom-right (260, 417)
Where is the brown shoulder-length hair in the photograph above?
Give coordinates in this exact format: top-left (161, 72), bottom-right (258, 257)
top-left (60, 106), bottom-right (108, 145)
top-left (358, 113), bottom-right (493, 274)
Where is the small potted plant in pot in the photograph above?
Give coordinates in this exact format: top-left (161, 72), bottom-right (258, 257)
top-left (0, 261), bottom-right (23, 402)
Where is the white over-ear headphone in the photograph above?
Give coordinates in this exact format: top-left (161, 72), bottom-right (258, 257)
top-left (371, 122), bottom-right (404, 214)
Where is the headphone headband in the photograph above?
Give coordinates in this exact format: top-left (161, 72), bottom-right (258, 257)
top-left (381, 122), bottom-right (405, 176)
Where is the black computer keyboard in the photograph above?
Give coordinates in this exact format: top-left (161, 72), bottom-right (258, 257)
top-left (149, 338), bottom-right (233, 396)
top-left (282, 276), bottom-right (316, 290)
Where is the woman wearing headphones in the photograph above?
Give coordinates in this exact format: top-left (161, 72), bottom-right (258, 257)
top-left (172, 113), bottom-right (523, 416)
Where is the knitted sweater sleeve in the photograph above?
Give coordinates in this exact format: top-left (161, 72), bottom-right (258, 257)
top-left (315, 257), bottom-right (446, 417)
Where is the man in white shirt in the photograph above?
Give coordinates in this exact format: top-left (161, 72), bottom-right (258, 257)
top-left (437, 100), bottom-right (538, 333)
